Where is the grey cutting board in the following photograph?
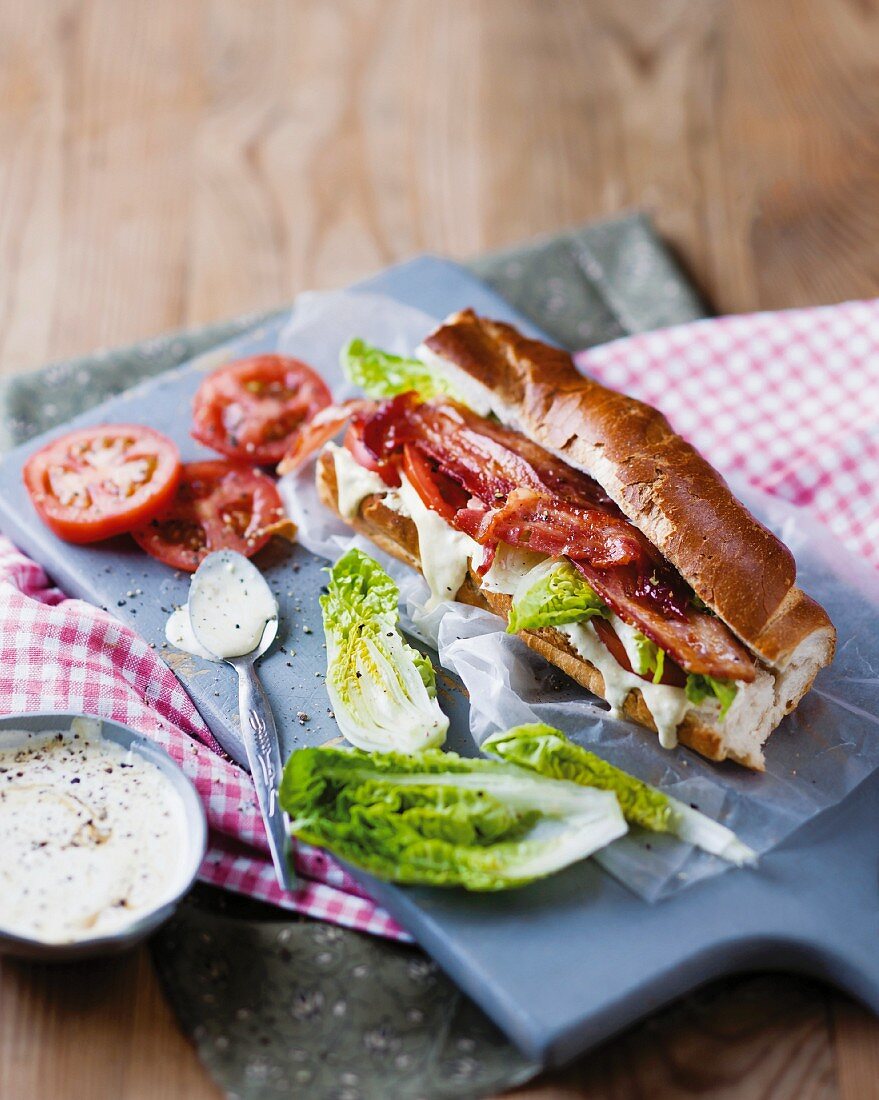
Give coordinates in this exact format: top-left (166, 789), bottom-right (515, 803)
top-left (0, 256), bottom-right (877, 1067)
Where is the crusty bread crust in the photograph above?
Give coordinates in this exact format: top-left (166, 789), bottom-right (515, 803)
top-left (422, 310), bottom-right (836, 670)
top-left (317, 451), bottom-right (794, 769)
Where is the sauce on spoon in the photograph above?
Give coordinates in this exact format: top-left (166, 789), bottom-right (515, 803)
top-left (167, 550), bottom-right (278, 660)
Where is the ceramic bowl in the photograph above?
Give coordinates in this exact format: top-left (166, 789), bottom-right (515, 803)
top-left (0, 711), bottom-right (207, 960)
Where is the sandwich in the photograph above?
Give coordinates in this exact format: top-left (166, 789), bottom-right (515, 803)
top-left (288, 310), bottom-right (836, 770)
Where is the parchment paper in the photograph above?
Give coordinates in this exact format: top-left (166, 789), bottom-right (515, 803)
top-left (278, 290), bottom-right (879, 901)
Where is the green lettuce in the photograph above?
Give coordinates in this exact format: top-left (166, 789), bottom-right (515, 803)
top-left (685, 674), bottom-right (738, 718)
top-left (321, 548), bottom-right (448, 753)
top-left (630, 631), bottom-right (666, 685)
top-left (279, 745), bottom-right (627, 890)
top-left (342, 338), bottom-right (458, 402)
top-left (507, 559), bottom-right (609, 634)
top-left (482, 724), bottom-right (756, 866)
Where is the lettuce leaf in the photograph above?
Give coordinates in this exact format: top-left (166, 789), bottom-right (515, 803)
top-left (279, 744), bottom-right (627, 890)
top-left (341, 338), bottom-right (457, 402)
top-left (483, 723), bottom-right (673, 832)
top-left (685, 674), bottom-right (738, 718)
top-left (629, 631), bottom-right (666, 684)
top-left (507, 559), bottom-right (609, 634)
top-left (482, 724), bottom-right (756, 866)
top-left (321, 548), bottom-right (449, 753)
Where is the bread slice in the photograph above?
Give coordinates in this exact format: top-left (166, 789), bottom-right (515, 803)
top-left (317, 451), bottom-right (825, 770)
top-left (420, 310), bottom-right (835, 674)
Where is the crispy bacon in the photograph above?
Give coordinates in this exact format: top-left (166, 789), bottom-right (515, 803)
top-left (574, 560), bottom-right (756, 683)
top-left (276, 400), bottom-right (371, 475)
top-left (333, 393), bottom-right (756, 682)
top-left (458, 488), bottom-right (645, 569)
top-left (358, 397), bottom-right (616, 511)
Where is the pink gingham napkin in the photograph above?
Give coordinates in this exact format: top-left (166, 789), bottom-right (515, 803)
top-left (1, 296), bottom-right (875, 942)
top-left (576, 298), bottom-right (879, 568)
top-left (0, 540), bottom-right (408, 941)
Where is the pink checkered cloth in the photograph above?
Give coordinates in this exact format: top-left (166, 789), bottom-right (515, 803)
top-left (0, 542), bottom-right (408, 942)
top-left (1, 297), bottom-right (874, 943)
top-left (576, 299), bottom-right (879, 567)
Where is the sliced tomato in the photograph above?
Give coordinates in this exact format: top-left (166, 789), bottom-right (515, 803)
top-left (23, 425), bottom-right (181, 544)
top-left (592, 617), bottom-right (687, 688)
top-left (402, 444), bottom-right (471, 522)
top-left (192, 355), bottom-right (332, 465)
top-left (131, 461), bottom-right (284, 571)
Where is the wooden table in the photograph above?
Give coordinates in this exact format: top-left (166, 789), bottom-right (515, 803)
top-left (1, 1), bottom-right (877, 1096)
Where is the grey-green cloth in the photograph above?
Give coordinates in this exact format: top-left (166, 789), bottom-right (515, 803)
top-left (0, 213), bottom-right (706, 1100)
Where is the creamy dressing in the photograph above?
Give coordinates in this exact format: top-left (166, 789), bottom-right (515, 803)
top-left (558, 622), bottom-right (691, 748)
top-left (328, 443), bottom-right (389, 520)
top-left (480, 544), bottom-right (546, 594)
top-left (330, 443), bottom-right (482, 608)
top-left (481, 551), bottom-right (694, 748)
top-left (187, 551), bottom-right (278, 659)
top-left (396, 474), bottom-right (481, 609)
top-left (166, 606), bottom-right (216, 661)
top-left (0, 719), bottom-right (188, 944)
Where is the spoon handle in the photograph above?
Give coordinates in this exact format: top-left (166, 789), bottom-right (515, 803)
top-left (233, 659), bottom-right (295, 892)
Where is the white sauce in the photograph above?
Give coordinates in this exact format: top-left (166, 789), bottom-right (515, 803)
top-left (166, 606), bottom-right (217, 661)
top-left (330, 443), bottom-right (483, 608)
top-left (558, 622), bottom-right (691, 748)
top-left (486, 552), bottom-right (694, 749)
top-left (480, 543), bottom-right (546, 594)
top-left (396, 474), bottom-right (481, 609)
top-left (187, 551), bottom-right (278, 660)
top-left (0, 719), bottom-right (188, 944)
top-left (328, 443), bottom-right (389, 520)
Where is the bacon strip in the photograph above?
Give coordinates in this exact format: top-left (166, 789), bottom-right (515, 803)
top-left (574, 560), bottom-right (756, 683)
top-left (277, 400), bottom-right (371, 475)
top-left (332, 394), bottom-right (756, 682)
top-left (406, 402), bottom-right (616, 510)
top-left (458, 489), bottom-right (645, 569)
top-left (591, 618), bottom-right (687, 688)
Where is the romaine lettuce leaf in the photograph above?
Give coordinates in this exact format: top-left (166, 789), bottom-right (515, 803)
top-left (482, 724), bottom-right (756, 866)
top-left (685, 674), bottom-right (738, 718)
top-left (507, 558), bottom-right (609, 634)
top-left (321, 548), bottom-right (449, 753)
top-left (630, 631), bottom-right (665, 684)
top-left (483, 723), bottom-right (673, 832)
top-left (279, 744), bottom-right (627, 890)
top-left (341, 338), bottom-right (457, 401)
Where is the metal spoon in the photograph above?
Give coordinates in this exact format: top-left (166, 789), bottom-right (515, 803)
top-left (188, 550), bottom-right (294, 892)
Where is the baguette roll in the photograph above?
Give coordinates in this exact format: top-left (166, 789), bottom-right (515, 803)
top-left (313, 311), bottom-right (835, 769)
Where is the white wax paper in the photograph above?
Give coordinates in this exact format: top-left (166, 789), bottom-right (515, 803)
top-left (277, 290), bottom-right (879, 901)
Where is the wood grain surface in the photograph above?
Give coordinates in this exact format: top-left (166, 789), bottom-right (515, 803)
top-left (0, 1), bottom-right (877, 1097)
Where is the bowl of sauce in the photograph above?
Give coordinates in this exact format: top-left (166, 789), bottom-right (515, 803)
top-left (0, 712), bottom-right (207, 959)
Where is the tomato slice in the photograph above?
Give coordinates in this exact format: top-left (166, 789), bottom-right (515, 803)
top-left (131, 461), bottom-right (284, 571)
top-left (402, 445), bottom-right (472, 521)
top-left (192, 355), bottom-right (332, 465)
top-left (23, 425), bottom-right (181, 544)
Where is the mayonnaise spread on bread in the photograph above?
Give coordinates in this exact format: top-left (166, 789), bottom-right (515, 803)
top-left (396, 475), bottom-right (481, 610)
top-left (331, 442), bottom-right (479, 611)
top-left (330, 443), bottom-right (389, 520)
